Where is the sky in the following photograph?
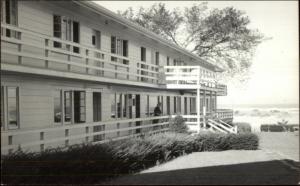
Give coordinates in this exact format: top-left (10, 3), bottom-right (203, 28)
top-left (94, 1), bottom-right (299, 106)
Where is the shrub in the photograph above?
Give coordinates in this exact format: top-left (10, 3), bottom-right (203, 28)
top-left (260, 124), bottom-right (284, 132)
top-left (169, 115), bottom-right (189, 133)
top-left (234, 122), bottom-right (252, 133)
top-left (1, 132), bottom-right (259, 184)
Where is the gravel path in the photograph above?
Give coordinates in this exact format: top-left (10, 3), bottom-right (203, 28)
top-left (105, 132), bottom-right (299, 185)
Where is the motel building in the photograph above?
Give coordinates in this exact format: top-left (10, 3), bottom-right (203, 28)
top-left (1, 1), bottom-right (236, 154)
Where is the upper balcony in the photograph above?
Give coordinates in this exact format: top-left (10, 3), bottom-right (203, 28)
top-left (1, 24), bottom-right (226, 95)
top-left (163, 66), bottom-right (227, 96)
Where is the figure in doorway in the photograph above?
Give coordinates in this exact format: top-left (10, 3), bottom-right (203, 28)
top-left (153, 102), bottom-right (162, 125)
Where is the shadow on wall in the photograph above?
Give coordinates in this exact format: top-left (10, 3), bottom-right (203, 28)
top-left (106, 159), bottom-right (300, 185)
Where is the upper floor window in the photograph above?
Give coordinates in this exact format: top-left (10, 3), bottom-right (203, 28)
top-left (111, 36), bottom-right (128, 64)
top-left (141, 47), bottom-right (146, 62)
top-left (167, 56), bottom-right (170, 66)
top-left (1, 0), bottom-right (18, 38)
top-left (155, 52), bottom-right (159, 66)
top-left (111, 36), bottom-right (128, 57)
top-left (92, 29), bottom-right (101, 49)
top-left (53, 15), bottom-right (80, 53)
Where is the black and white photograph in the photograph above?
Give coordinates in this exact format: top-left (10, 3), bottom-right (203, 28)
top-left (1, 0), bottom-right (299, 185)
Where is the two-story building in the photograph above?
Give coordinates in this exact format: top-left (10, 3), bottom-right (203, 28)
top-left (1, 1), bottom-right (235, 154)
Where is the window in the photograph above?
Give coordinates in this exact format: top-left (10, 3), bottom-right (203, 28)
top-left (122, 94), bottom-right (127, 118)
top-left (93, 92), bottom-right (101, 122)
top-left (7, 87), bottom-right (19, 129)
top-left (141, 47), bottom-right (146, 62)
top-left (173, 97), bottom-right (177, 114)
top-left (74, 91), bottom-right (85, 123)
top-left (1, 0), bottom-right (18, 38)
top-left (177, 96), bottom-right (181, 113)
top-left (54, 90), bottom-right (62, 124)
top-left (64, 91), bottom-right (72, 123)
top-left (116, 93), bottom-right (122, 118)
top-left (92, 29), bottom-right (101, 49)
top-left (53, 15), bottom-right (80, 53)
top-left (190, 97), bottom-right (196, 114)
top-left (111, 93), bottom-right (116, 118)
top-left (166, 96), bottom-right (170, 115)
top-left (111, 36), bottom-right (128, 57)
top-left (184, 97), bottom-right (187, 115)
top-left (155, 52), bottom-right (159, 65)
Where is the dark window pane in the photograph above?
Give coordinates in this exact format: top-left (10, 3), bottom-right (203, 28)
top-left (74, 91), bottom-right (85, 123)
top-left (93, 92), bottom-right (101, 122)
top-left (54, 90), bottom-right (62, 123)
top-left (7, 87), bottom-right (18, 129)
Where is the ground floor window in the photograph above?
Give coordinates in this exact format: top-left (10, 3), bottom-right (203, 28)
top-left (64, 91), bottom-right (72, 123)
top-left (54, 90), bottom-right (62, 124)
top-left (74, 91), bottom-right (85, 123)
top-left (190, 97), bottom-right (196, 114)
top-left (93, 92), bottom-right (101, 122)
top-left (166, 96), bottom-right (170, 115)
top-left (184, 97), bottom-right (187, 115)
top-left (7, 87), bottom-right (19, 129)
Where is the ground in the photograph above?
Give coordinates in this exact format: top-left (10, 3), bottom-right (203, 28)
top-left (104, 132), bottom-right (300, 185)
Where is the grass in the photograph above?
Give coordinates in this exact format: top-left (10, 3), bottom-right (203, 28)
top-left (1, 132), bottom-right (259, 184)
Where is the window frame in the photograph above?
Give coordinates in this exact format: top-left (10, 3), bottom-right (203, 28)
top-left (6, 86), bottom-right (19, 130)
top-left (54, 89), bottom-right (62, 125)
top-left (93, 91), bottom-right (102, 122)
top-left (141, 47), bottom-right (146, 62)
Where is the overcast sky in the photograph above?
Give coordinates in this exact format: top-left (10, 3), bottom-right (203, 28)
top-left (95, 1), bottom-right (299, 106)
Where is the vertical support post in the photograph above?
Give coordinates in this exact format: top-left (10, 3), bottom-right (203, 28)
top-left (196, 66), bottom-right (201, 133)
top-left (18, 32), bottom-right (22, 64)
top-left (203, 90), bottom-right (206, 128)
top-left (196, 88), bottom-right (200, 134)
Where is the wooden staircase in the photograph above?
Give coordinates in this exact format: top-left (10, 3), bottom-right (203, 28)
top-left (207, 119), bottom-right (237, 133)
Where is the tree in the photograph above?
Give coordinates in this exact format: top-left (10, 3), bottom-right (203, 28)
top-left (118, 3), bottom-right (267, 83)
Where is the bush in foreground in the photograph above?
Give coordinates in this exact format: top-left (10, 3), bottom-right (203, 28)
top-left (1, 132), bottom-right (258, 184)
top-left (234, 122), bottom-right (252, 133)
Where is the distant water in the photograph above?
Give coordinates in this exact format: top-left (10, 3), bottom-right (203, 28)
top-left (220, 104), bottom-right (299, 132)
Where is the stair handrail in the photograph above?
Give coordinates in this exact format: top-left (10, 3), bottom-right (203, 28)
top-left (207, 119), bottom-right (227, 133)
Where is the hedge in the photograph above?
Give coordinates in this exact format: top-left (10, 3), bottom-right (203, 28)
top-left (234, 122), bottom-right (252, 133)
top-left (1, 132), bottom-right (259, 184)
top-left (260, 124), bottom-right (298, 132)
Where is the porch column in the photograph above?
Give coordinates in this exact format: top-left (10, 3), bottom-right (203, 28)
top-left (203, 90), bottom-right (206, 128)
top-left (196, 88), bottom-right (201, 133)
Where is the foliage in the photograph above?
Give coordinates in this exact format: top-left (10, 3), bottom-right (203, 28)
top-left (118, 3), bottom-right (267, 83)
top-left (261, 124), bottom-right (297, 132)
top-left (169, 115), bottom-right (189, 133)
top-left (2, 132), bottom-right (258, 184)
top-left (234, 122), bottom-right (252, 133)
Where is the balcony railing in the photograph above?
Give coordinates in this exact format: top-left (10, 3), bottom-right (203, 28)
top-left (216, 109), bottom-right (233, 122)
top-left (1, 24), bottom-right (160, 87)
top-left (1, 24), bottom-right (227, 93)
top-left (1, 115), bottom-right (171, 154)
top-left (163, 66), bottom-right (227, 95)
